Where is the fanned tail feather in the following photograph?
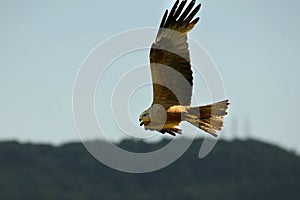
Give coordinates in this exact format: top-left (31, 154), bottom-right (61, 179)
top-left (185, 100), bottom-right (229, 137)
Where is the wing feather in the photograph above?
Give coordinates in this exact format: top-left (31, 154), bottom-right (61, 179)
top-left (178, 0), bottom-right (196, 22)
top-left (173, 0), bottom-right (187, 20)
top-left (150, 0), bottom-right (201, 109)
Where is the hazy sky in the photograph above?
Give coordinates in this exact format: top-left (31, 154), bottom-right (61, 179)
top-left (1, 0), bottom-right (300, 153)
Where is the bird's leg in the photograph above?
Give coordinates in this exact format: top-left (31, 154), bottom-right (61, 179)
top-left (166, 130), bottom-right (176, 136)
top-left (159, 129), bottom-right (179, 136)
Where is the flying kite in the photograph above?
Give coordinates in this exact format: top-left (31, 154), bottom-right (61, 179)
top-left (139, 0), bottom-right (229, 137)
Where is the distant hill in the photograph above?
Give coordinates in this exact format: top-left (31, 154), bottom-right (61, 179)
top-left (0, 139), bottom-right (299, 200)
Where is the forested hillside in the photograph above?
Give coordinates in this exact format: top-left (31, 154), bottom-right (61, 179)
top-left (0, 139), bottom-right (299, 200)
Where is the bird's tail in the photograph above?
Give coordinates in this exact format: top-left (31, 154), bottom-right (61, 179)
top-left (185, 100), bottom-right (229, 137)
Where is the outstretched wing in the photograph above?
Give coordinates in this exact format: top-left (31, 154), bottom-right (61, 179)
top-left (150, 0), bottom-right (201, 109)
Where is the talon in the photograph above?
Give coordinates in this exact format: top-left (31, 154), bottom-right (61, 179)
top-left (167, 131), bottom-right (176, 136)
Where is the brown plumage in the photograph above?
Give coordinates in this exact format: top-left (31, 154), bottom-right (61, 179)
top-left (139, 0), bottom-right (229, 137)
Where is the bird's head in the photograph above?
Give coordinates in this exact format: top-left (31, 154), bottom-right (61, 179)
top-left (139, 110), bottom-right (151, 126)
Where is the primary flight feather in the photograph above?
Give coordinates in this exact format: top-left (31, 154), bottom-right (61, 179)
top-left (139, 0), bottom-right (229, 137)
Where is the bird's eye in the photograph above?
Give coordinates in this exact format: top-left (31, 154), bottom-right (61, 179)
top-left (143, 114), bottom-right (146, 117)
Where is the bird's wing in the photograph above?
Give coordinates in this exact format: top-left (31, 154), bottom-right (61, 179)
top-left (150, 0), bottom-right (201, 109)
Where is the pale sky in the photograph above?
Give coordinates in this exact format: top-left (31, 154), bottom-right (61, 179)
top-left (0, 0), bottom-right (300, 153)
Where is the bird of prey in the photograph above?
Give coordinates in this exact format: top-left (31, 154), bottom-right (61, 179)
top-left (139, 0), bottom-right (229, 137)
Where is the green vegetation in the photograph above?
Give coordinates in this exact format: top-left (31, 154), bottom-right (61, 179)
top-left (0, 139), bottom-right (299, 200)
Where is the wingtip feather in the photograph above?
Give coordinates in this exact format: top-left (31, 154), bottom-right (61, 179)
top-left (159, 10), bottom-right (169, 28)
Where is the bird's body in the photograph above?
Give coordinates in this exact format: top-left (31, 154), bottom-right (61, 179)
top-left (139, 0), bottom-right (229, 137)
top-left (140, 105), bottom-right (186, 135)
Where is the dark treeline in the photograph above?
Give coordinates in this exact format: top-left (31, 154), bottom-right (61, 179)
top-left (0, 138), bottom-right (299, 200)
